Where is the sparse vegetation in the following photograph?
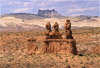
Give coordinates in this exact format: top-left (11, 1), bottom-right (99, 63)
top-left (0, 27), bottom-right (100, 68)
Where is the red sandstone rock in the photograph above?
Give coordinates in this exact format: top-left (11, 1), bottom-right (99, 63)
top-left (65, 19), bottom-right (73, 39)
top-left (53, 22), bottom-right (62, 39)
top-left (41, 39), bottom-right (78, 55)
top-left (45, 22), bottom-right (53, 39)
top-left (27, 37), bottom-right (38, 55)
top-left (41, 20), bottom-right (78, 55)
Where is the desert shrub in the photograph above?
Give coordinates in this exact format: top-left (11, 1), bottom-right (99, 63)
top-left (65, 59), bottom-right (68, 62)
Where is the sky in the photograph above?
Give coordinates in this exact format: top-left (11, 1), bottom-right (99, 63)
top-left (0, 0), bottom-right (100, 16)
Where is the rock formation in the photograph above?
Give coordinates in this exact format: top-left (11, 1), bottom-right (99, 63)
top-left (38, 9), bottom-right (62, 18)
top-left (44, 22), bottom-right (53, 39)
top-left (53, 22), bottom-right (62, 39)
top-left (41, 19), bottom-right (78, 55)
top-left (64, 19), bottom-right (73, 39)
top-left (27, 19), bottom-right (78, 55)
top-left (27, 37), bottom-right (38, 55)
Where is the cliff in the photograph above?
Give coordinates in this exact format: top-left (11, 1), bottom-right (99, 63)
top-left (38, 9), bottom-right (62, 18)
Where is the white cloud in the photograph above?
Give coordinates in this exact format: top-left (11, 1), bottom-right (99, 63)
top-left (68, 8), bottom-right (85, 13)
top-left (23, 2), bottom-right (30, 7)
top-left (23, 1), bottom-right (40, 7)
top-left (37, 1), bottom-right (60, 7)
top-left (29, 0), bottom-right (37, 1)
top-left (13, 8), bottom-right (32, 13)
top-left (37, 2), bottom-right (46, 7)
top-left (71, 14), bottom-right (84, 16)
top-left (8, 1), bottom-right (23, 5)
top-left (88, 7), bottom-right (97, 10)
top-left (37, 1), bottom-right (54, 7)
top-left (67, 7), bottom-right (98, 13)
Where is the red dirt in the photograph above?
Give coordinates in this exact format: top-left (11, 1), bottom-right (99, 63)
top-left (91, 46), bottom-right (100, 54)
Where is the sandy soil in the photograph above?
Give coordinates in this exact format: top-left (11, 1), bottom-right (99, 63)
top-left (0, 27), bottom-right (100, 68)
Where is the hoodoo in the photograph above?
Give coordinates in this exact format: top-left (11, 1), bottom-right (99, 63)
top-left (41, 19), bottom-right (78, 55)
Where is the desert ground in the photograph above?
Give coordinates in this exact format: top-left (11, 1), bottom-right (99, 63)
top-left (0, 27), bottom-right (100, 68)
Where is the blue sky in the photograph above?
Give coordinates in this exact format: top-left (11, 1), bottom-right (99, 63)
top-left (0, 0), bottom-right (100, 16)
